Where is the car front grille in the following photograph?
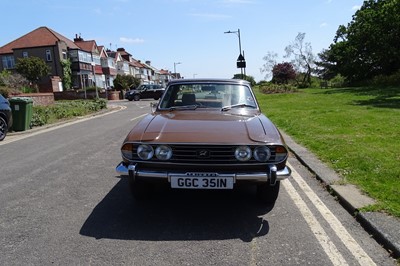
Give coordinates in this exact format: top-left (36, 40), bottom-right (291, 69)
top-left (132, 144), bottom-right (280, 165)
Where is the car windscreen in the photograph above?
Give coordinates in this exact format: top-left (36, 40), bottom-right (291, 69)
top-left (159, 83), bottom-right (256, 109)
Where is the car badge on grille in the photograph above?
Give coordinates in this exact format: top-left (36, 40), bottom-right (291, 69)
top-left (197, 150), bottom-right (210, 158)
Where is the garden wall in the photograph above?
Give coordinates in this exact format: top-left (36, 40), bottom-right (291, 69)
top-left (12, 93), bottom-right (55, 106)
top-left (54, 91), bottom-right (108, 100)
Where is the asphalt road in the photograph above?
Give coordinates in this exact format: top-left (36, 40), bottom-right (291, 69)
top-left (0, 100), bottom-right (396, 265)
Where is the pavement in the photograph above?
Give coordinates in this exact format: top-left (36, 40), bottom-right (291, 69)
top-left (5, 103), bottom-right (400, 259)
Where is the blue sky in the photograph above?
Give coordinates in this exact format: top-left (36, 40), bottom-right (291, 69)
top-left (1, 0), bottom-right (363, 81)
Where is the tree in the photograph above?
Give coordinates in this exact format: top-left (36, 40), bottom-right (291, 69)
top-left (15, 57), bottom-right (50, 87)
top-left (319, 0), bottom-right (400, 83)
top-left (232, 74), bottom-right (256, 86)
top-left (113, 74), bottom-right (140, 90)
top-left (284, 32), bottom-right (316, 87)
top-left (60, 59), bottom-right (72, 90)
top-left (260, 51), bottom-right (278, 80)
top-left (272, 62), bottom-right (296, 84)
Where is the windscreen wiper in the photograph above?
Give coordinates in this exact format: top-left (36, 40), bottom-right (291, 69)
top-left (221, 103), bottom-right (256, 111)
top-left (169, 105), bottom-right (198, 111)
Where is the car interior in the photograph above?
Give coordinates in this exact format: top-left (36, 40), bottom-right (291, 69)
top-left (160, 83), bottom-right (256, 109)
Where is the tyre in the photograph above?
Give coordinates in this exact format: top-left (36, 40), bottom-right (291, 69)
top-left (133, 94), bottom-right (140, 101)
top-left (256, 181), bottom-right (280, 204)
top-left (0, 116), bottom-right (8, 141)
top-left (128, 175), bottom-right (152, 200)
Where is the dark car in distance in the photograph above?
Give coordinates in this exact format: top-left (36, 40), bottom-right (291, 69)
top-left (125, 84), bottom-right (165, 101)
top-left (0, 94), bottom-right (13, 141)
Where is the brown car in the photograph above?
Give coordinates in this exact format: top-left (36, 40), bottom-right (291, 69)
top-left (116, 78), bottom-right (291, 204)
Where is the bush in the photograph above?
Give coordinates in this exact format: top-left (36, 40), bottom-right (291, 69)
top-left (0, 87), bottom-right (10, 98)
top-left (31, 106), bottom-right (50, 127)
top-left (31, 99), bottom-right (107, 127)
top-left (330, 74), bottom-right (346, 88)
top-left (259, 83), bottom-right (298, 94)
top-left (0, 86), bottom-right (24, 98)
top-left (371, 70), bottom-right (400, 87)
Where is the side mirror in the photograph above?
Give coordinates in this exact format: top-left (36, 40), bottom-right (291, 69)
top-left (150, 102), bottom-right (157, 114)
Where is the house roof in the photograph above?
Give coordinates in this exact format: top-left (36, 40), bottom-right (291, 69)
top-left (0, 26), bottom-right (79, 54)
top-left (74, 39), bottom-right (98, 53)
top-left (98, 46), bottom-right (108, 58)
top-left (130, 59), bottom-right (144, 68)
top-left (159, 69), bottom-right (170, 75)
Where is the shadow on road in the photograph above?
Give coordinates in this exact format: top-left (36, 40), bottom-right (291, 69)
top-left (80, 177), bottom-right (275, 242)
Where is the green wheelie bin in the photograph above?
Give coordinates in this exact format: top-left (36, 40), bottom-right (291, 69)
top-left (9, 97), bottom-right (33, 131)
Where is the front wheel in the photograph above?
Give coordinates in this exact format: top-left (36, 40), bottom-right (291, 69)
top-left (133, 94), bottom-right (140, 101)
top-left (256, 181), bottom-right (280, 204)
top-left (0, 117), bottom-right (8, 141)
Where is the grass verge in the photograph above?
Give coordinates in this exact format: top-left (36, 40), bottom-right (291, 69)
top-left (255, 86), bottom-right (400, 217)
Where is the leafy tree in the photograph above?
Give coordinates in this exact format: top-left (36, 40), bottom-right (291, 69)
top-left (284, 33), bottom-right (316, 87)
top-left (60, 59), bottom-right (72, 90)
top-left (15, 56), bottom-right (50, 87)
top-left (232, 74), bottom-right (256, 86)
top-left (272, 62), bottom-right (296, 84)
top-left (113, 74), bottom-right (140, 90)
top-left (318, 0), bottom-right (400, 83)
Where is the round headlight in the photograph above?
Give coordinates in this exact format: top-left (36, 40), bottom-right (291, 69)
top-left (253, 146), bottom-right (271, 162)
top-left (155, 145), bottom-right (173, 160)
top-left (137, 144), bottom-right (154, 160)
top-left (235, 146), bottom-right (252, 161)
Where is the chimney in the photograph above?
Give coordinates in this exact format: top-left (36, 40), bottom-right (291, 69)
top-left (146, 60), bottom-right (151, 65)
top-left (74, 33), bottom-right (83, 42)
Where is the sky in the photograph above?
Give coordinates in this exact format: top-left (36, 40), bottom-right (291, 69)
top-left (1, 0), bottom-right (364, 82)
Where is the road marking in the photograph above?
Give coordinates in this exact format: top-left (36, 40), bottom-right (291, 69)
top-left (285, 162), bottom-right (376, 266)
top-left (282, 178), bottom-right (349, 265)
top-left (130, 113), bottom-right (148, 121)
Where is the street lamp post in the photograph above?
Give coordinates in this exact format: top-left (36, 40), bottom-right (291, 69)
top-left (91, 62), bottom-right (99, 98)
top-left (173, 62), bottom-right (181, 79)
top-left (224, 28), bottom-right (246, 79)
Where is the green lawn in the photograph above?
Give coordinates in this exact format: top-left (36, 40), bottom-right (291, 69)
top-left (255, 86), bottom-right (400, 217)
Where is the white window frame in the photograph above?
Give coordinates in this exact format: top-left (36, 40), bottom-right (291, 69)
top-left (46, 49), bottom-right (52, 61)
top-left (1, 55), bottom-right (15, 69)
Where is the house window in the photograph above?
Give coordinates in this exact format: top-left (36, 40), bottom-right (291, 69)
top-left (22, 52), bottom-right (28, 58)
top-left (62, 49), bottom-right (67, 60)
top-left (1, 55), bottom-right (15, 69)
top-left (46, 50), bottom-right (52, 61)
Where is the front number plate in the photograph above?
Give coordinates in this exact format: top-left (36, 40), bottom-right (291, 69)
top-left (170, 176), bottom-right (234, 189)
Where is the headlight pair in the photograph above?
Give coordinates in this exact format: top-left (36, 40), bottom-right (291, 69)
top-left (137, 144), bottom-right (172, 160)
top-left (235, 146), bottom-right (272, 162)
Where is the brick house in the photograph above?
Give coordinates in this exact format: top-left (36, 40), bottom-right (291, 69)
top-left (71, 35), bottom-right (107, 89)
top-left (0, 26), bottom-right (174, 92)
top-left (0, 26), bottom-right (79, 92)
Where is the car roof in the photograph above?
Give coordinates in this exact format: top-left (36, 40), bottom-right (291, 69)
top-left (167, 78), bottom-right (250, 86)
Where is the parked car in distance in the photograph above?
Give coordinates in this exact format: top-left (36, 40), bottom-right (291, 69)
top-left (125, 84), bottom-right (165, 101)
top-left (0, 94), bottom-right (13, 141)
top-left (116, 78), bottom-right (291, 204)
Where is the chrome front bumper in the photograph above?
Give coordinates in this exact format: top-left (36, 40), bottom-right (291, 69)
top-left (116, 162), bottom-right (291, 184)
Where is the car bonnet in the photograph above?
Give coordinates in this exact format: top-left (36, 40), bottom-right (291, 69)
top-left (125, 111), bottom-right (283, 144)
